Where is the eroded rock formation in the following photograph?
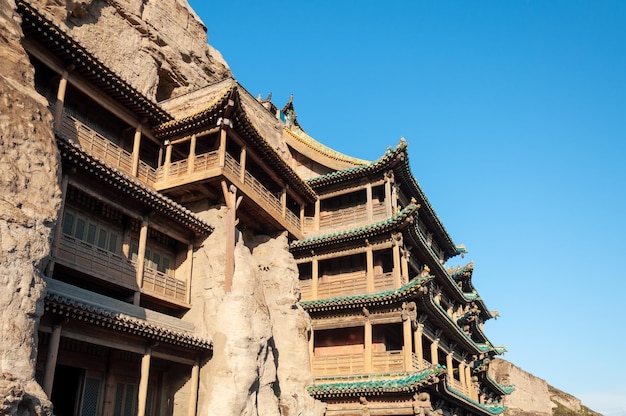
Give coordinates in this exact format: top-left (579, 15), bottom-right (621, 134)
top-left (29, 0), bottom-right (231, 101)
top-left (0, 0), bottom-right (60, 413)
top-left (489, 359), bottom-right (602, 416)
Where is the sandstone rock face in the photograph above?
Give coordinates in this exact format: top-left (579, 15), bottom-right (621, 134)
top-left (490, 359), bottom-right (601, 416)
top-left (30, 0), bottom-right (231, 102)
top-left (0, 0), bottom-right (61, 413)
top-left (183, 203), bottom-right (320, 415)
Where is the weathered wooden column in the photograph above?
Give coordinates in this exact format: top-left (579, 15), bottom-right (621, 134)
top-left (446, 352), bottom-right (454, 382)
top-left (300, 204), bottom-right (305, 233)
top-left (222, 181), bottom-right (242, 292)
top-left (311, 257), bottom-right (319, 299)
top-left (314, 198), bottom-right (321, 231)
top-left (131, 123), bottom-right (143, 177)
top-left (163, 141), bottom-right (173, 180)
top-left (384, 172), bottom-right (392, 217)
top-left (365, 182), bottom-right (373, 221)
top-left (414, 322), bottom-right (424, 370)
top-left (364, 314), bottom-right (372, 373)
top-left (402, 312), bottom-right (413, 372)
top-left (53, 68), bottom-right (70, 131)
top-left (134, 220), bottom-right (149, 305)
top-left (281, 186), bottom-right (288, 217)
top-left (218, 120), bottom-right (228, 168)
top-left (459, 360), bottom-right (466, 392)
top-left (186, 242), bottom-right (194, 304)
top-left (187, 134), bottom-right (197, 174)
top-left (430, 338), bottom-right (440, 366)
top-left (47, 173), bottom-right (70, 277)
top-left (239, 146), bottom-right (247, 182)
top-left (465, 364), bottom-right (473, 397)
top-left (137, 345), bottom-right (152, 416)
top-left (366, 244), bottom-right (374, 293)
top-left (392, 234), bottom-right (402, 289)
top-left (188, 357), bottom-right (200, 416)
top-left (43, 323), bottom-right (63, 397)
top-left (309, 328), bottom-right (315, 372)
top-left (401, 248), bottom-right (410, 286)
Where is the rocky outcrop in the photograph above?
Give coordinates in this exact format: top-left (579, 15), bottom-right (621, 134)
top-left (29, 0), bottom-right (231, 101)
top-left (183, 203), bottom-right (319, 415)
top-left (0, 0), bottom-right (61, 413)
top-left (490, 359), bottom-right (602, 416)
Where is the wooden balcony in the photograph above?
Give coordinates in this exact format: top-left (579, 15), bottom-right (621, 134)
top-left (312, 350), bottom-right (420, 377)
top-left (299, 272), bottom-right (397, 301)
top-left (57, 113), bottom-right (157, 186)
top-left (55, 234), bottom-right (187, 305)
top-left (304, 202), bottom-right (387, 235)
top-left (312, 354), bottom-right (365, 376)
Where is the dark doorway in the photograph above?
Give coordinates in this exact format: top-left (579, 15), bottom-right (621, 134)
top-left (50, 365), bottom-right (83, 416)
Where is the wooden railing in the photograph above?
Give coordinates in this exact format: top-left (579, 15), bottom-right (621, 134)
top-left (57, 113), bottom-right (157, 185)
top-left (299, 278), bottom-right (313, 301)
top-left (412, 353), bottom-right (432, 371)
top-left (373, 272), bottom-right (395, 292)
top-left (142, 266), bottom-right (187, 302)
top-left (448, 378), bottom-right (466, 393)
top-left (372, 350), bottom-right (404, 373)
top-left (56, 234), bottom-right (136, 289)
top-left (305, 202), bottom-right (387, 235)
top-left (312, 354), bottom-right (365, 376)
top-left (317, 271), bottom-right (367, 298)
top-left (55, 234), bottom-right (187, 304)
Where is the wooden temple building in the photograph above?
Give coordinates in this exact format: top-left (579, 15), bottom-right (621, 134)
top-left (16, 0), bottom-right (512, 414)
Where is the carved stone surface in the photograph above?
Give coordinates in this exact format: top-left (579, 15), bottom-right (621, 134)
top-left (0, 0), bottom-right (60, 414)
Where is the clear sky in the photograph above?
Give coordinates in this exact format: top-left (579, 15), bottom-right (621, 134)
top-left (189, 1), bottom-right (626, 414)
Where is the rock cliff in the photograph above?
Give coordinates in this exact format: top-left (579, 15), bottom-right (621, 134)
top-left (490, 359), bottom-right (602, 416)
top-left (28, 0), bottom-right (231, 101)
top-left (0, 0), bottom-right (60, 413)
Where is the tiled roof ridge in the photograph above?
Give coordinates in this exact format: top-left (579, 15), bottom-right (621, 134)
top-left (485, 374), bottom-right (515, 395)
top-left (57, 137), bottom-right (214, 235)
top-left (284, 126), bottom-right (370, 166)
top-left (45, 290), bottom-right (212, 351)
top-left (306, 139), bottom-right (408, 186)
top-left (300, 274), bottom-right (434, 312)
top-left (308, 365), bottom-right (445, 397)
top-left (443, 381), bottom-right (507, 415)
top-left (17, 0), bottom-right (172, 124)
top-left (152, 80), bottom-right (236, 137)
top-left (291, 202), bottom-right (419, 250)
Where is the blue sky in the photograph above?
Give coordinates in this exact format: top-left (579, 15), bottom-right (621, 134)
top-left (189, 1), bottom-right (626, 414)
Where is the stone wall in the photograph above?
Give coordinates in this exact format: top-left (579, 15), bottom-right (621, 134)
top-left (0, 0), bottom-right (61, 413)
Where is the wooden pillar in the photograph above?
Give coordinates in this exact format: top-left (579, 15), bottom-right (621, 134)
top-left (131, 124), bottom-right (142, 177)
top-left (134, 220), bottom-right (148, 305)
top-left (299, 204), bottom-right (305, 233)
top-left (164, 142), bottom-right (173, 180)
top-left (366, 245), bottom-right (374, 293)
top-left (312, 258), bottom-right (319, 299)
top-left (188, 134), bottom-right (197, 174)
top-left (47, 173), bottom-right (69, 277)
top-left (465, 364), bottom-right (473, 397)
top-left (221, 181), bottom-right (241, 293)
top-left (188, 357), bottom-right (200, 416)
top-left (314, 198), bottom-right (321, 231)
top-left (218, 127), bottom-right (227, 168)
top-left (137, 346), bottom-right (152, 416)
top-left (53, 69), bottom-right (69, 131)
top-left (186, 242), bottom-right (194, 304)
top-left (366, 182), bottom-right (373, 221)
top-left (239, 146), bottom-right (246, 182)
top-left (459, 360), bottom-right (466, 391)
top-left (309, 328), bottom-right (315, 373)
top-left (43, 323), bottom-right (62, 397)
top-left (364, 318), bottom-right (372, 373)
top-left (392, 236), bottom-right (401, 289)
top-left (402, 313), bottom-right (413, 372)
top-left (391, 181), bottom-right (398, 213)
top-left (446, 352), bottom-right (454, 382)
top-left (430, 338), bottom-right (439, 366)
top-left (401, 248), bottom-right (409, 286)
top-left (281, 187), bottom-right (287, 217)
top-left (384, 172), bottom-right (392, 217)
top-left (414, 323), bottom-right (424, 371)
top-left (157, 147), bottom-right (164, 168)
